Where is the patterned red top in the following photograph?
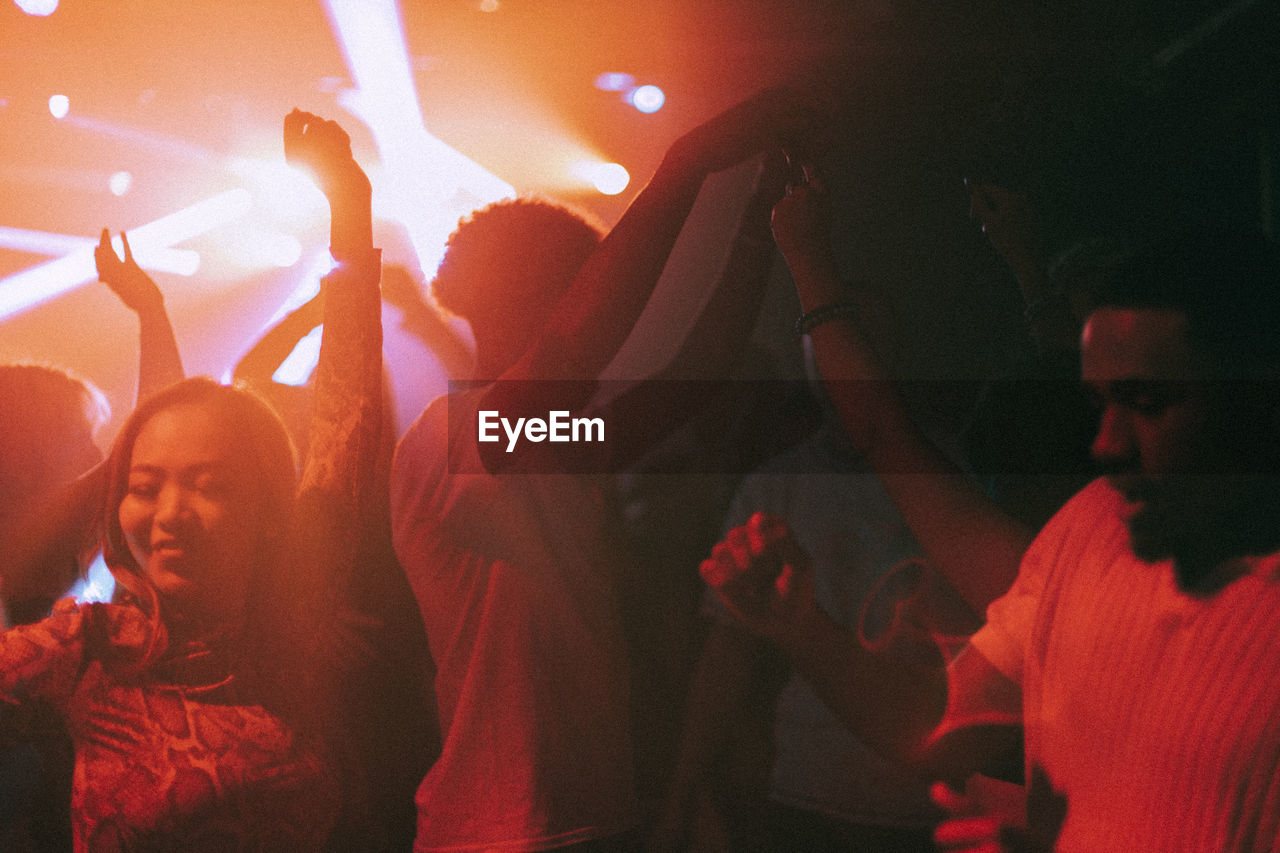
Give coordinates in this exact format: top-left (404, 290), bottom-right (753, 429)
top-left (1, 250), bottom-right (383, 851)
top-left (3, 600), bottom-right (339, 850)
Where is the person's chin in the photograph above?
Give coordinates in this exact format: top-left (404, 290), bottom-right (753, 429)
top-left (144, 559), bottom-right (199, 600)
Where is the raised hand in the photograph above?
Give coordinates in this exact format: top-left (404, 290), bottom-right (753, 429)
top-left (667, 88), bottom-right (823, 178)
top-left (283, 109), bottom-right (373, 261)
top-left (283, 109), bottom-right (369, 200)
top-left (699, 512), bottom-right (816, 643)
top-left (95, 228), bottom-right (184, 396)
top-left (770, 158), bottom-right (836, 268)
top-left (95, 229), bottom-right (164, 316)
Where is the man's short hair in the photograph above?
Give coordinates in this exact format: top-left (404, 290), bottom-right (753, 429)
top-left (1091, 228), bottom-right (1280, 378)
top-left (431, 196), bottom-right (606, 331)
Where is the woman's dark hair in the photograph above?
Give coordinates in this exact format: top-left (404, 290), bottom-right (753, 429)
top-left (100, 377), bottom-right (321, 721)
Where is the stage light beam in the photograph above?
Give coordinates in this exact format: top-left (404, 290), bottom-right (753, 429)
top-left (0, 189), bottom-right (250, 319)
top-left (323, 0), bottom-right (513, 277)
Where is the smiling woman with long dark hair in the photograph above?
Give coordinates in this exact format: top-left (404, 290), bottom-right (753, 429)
top-left (0, 109), bottom-right (382, 851)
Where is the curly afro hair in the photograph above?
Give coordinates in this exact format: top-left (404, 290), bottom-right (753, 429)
top-left (430, 196), bottom-right (606, 331)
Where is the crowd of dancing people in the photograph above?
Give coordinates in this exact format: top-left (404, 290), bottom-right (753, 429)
top-left (2, 74), bottom-right (1280, 853)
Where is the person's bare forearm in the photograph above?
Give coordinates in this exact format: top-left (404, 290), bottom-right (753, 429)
top-left (232, 295), bottom-right (325, 385)
top-left (788, 250), bottom-right (1032, 612)
top-left (135, 304), bottom-right (185, 400)
top-left (514, 89), bottom-right (813, 385)
top-left (659, 156), bottom-right (783, 382)
top-left (664, 624), bottom-right (764, 816)
top-left (521, 156), bottom-right (706, 383)
top-left (778, 601), bottom-right (947, 762)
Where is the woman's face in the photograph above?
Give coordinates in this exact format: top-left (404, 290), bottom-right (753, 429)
top-left (117, 401), bottom-right (264, 623)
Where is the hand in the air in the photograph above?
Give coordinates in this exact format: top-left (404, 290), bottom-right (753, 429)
top-left (284, 109), bottom-right (373, 261)
top-left (770, 157), bottom-right (835, 265)
top-left (95, 229), bottom-right (164, 316)
top-left (283, 109), bottom-right (370, 202)
top-left (668, 87), bottom-right (824, 177)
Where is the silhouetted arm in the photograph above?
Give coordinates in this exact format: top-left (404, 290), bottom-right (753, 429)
top-left (231, 292), bottom-right (325, 387)
top-left (773, 171), bottom-right (1033, 613)
top-left (380, 264), bottom-right (474, 380)
top-left (502, 89), bottom-right (814, 390)
top-left (649, 620), bottom-right (772, 852)
top-left (603, 151), bottom-right (789, 466)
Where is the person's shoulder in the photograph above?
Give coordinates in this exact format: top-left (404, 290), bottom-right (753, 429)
top-left (397, 388), bottom-right (487, 455)
top-left (392, 388), bottom-right (493, 497)
top-left (1052, 477), bottom-right (1126, 526)
top-left (1019, 478), bottom-right (1130, 590)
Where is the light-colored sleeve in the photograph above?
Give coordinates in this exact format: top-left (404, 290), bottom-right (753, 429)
top-left (298, 250), bottom-right (383, 507)
top-left (967, 541), bottom-right (1050, 686)
top-left (292, 251), bottom-right (383, 668)
top-left (967, 478), bottom-right (1117, 685)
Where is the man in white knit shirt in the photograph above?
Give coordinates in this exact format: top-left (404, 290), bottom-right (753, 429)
top-left (702, 229), bottom-right (1280, 851)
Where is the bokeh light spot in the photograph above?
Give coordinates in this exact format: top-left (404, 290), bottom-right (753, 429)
top-left (591, 163), bottom-right (629, 195)
top-left (17, 0), bottom-right (59, 16)
top-left (108, 171), bottom-right (132, 197)
top-left (48, 94), bottom-right (69, 119)
top-left (628, 84), bottom-right (665, 113)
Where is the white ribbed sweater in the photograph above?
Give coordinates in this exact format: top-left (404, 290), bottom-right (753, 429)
top-left (974, 478), bottom-right (1280, 851)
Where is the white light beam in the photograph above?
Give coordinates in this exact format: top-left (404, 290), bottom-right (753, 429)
top-left (323, 0), bottom-right (514, 277)
top-left (0, 189), bottom-right (251, 319)
top-left (0, 227), bottom-right (201, 276)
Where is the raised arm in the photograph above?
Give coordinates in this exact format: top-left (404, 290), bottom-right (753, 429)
top-left (231, 291), bottom-right (325, 387)
top-left (507, 89), bottom-right (814, 386)
top-left (380, 264), bottom-right (474, 380)
top-left (655, 150), bottom-right (788, 382)
top-left (601, 150), bottom-right (790, 467)
top-left (772, 169), bottom-right (1033, 613)
top-left (283, 109), bottom-right (382, 502)
top-left (95, 229), bottom-right (185, 400)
